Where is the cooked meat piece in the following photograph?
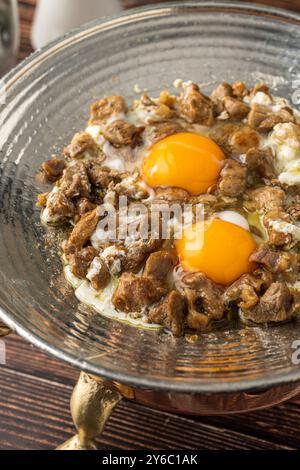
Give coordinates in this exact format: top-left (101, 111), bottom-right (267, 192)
top-left (223, 273), bottom-right (263, 310)
top-left (86, 162), bottom-right (120, 189)
top-left (209, 123), bottom-right (239, 154)
top-left (248, 104), bottom-right (295, 132)
top-left (241, 282), bottom-right (293, 324)
top-left (210, 124), bottom-right (259, 156)
top-left (86, 257), bottom-right (111, 290)
top-left (64, 208), bottom-right (100, 255)
top-left (290, 288), bottom-right (300, 318)
top-left (42, 159), bottom-right (66, 182)
top-left (154, 187), bottom-right (190, 202)
top-left (133, 94), bottom-right (175, 123)
top-left (143, 250), bottom-right (177, 281)
top-left (287, 203), bottom-right (300, 221)
top-left (64, 132), bottom-right (100, 159)
top-left (68, 246), bottom-right (98, 279)
top-left (44, 190), bottom-right (75, 223)
top-left (245, 147), bottom-right (276, 179)
top-left (210, 82), bottom-right (233, 114)
top-left (146, 121), bottom-right (185, 145)
top-left (76, 198), bottom-right (96, 216)
top-left (114, 174), bottom-right (149, 200)
top-left (244, 186), bottom-right (285, 212)
top-left (232, 80), bottom-right (248, 98)
top-left (249, 83), bottom-right (271, 99)
top-left (60, 162), bottom-right (90, 199)
top-left (253, 267), bottom-right (274, 290)
top-left (37, 192), bottom-right (48, 207)
top-left (178, 83), bottom-right (214, 126)
top-left (102, 120), bottom-right (144, 148)
top-left (159, 90), bottom-right (177, 108)
top-left (263, 209), bottom-right (293, 246)
top-left (258, 108), bottom-right (295, 132)
top-left (183, 272), bottom-right (225, 330)
top-left (112, 272), bottom-right (167, 313)
top-left (223, 96), bottom-right (250, 120)
top-left (218, 159), bottom-right (247, 197)
top-left (211, 82), bottom-right (233, 101)
top-left (229, 127), bottom-right (260, 155)
top-left (122, 238), bottom-right (164, 273)
top-left (89, 96), bottom-right (128, 125)
top-left (148, 290), bottom-right (186, 336)
top-left (249, 244), bottom-right (298, 274)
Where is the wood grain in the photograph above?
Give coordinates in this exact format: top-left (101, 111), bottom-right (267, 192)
top-left (0, 0), bottom-right (298, 451)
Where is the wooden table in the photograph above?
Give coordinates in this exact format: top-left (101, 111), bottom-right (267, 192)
top-left (1, 0), bottom-right (300, 450)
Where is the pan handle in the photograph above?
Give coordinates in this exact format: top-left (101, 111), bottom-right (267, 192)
top-left (57, 372), bottom-right (129, 450)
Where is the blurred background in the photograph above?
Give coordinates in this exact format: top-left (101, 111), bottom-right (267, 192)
top-left (1, 0), bottom-right (300, 77)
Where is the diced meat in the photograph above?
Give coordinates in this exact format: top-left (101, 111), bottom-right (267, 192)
top-left (245, 147), bottom-right (276, 179)
top-left (244, 186), bottom-right (285, 212)
top-left (133, 94), bottom-right (175, 123)
top-left (122, 238), bottom-right (164, 273)
top-left (44, 190), bottom-right (75, 223)
top-left (249, 244), bottom-right (299, 274)
top-left (42, 159), bottom-right (66, 182)
top-left (223, 273), bottom-right (263, 310)
top-left (86, 257), bottom-right (111, 290)
top-left (114, 173), bottom-right (149, 200)
top-left (148, 290), bottom-right (186, 336)
top-left (143, 250), bottom-right (177, 281)
top-left (229, 127), bottom-right (260, 155)
top-left (60, 162), bottom-right (90, 199)
top-left (183, 272), bottom-right (225, 330)
top-left (248, 104), bottom-right (295, 132)
top-left (263, 209), bottom-right (293, 246)
top-left (112, 272), bottom-right (167, 313)
top-left (68, 246), bottom-right (97, 279)
top-left (102, 120), bottom-right (144, 148)
top-left (210, 124), bottom-right (259, 156)
top-left (159, 90), bottom-right (177, 108)
top-left (65, 208), bottom-right (100, 255)
top-left (287, 203), bottom-right (300, 221)
top-left (241, 282), bottom-right (293, 324)
top-left (218, 159), bottom-right (247, 197)
top-left (76, 198), bottom-right (96, 216)
top-left (210, 82), bottom-right (233, 114)
top-left (223, 96), bottom-right (250, 120)
top-left (178, 83), bottom-right (214, 126)
top-left (86, 162), bottom-right (120, 189)
top-left (146, 121), bottom-right (185, 145)
top-left (64, 132), bottom-right (100, 159)
top-left (37, 192), bottom-right (48, 207)
top-left (232, 81), bottom-right (248, 98)
top-left (249, 83), bottom-right (271, 99)
top-left (89, 96), bottom-right (128, 125)
top-left (154, 187), bottom-right (189, 202)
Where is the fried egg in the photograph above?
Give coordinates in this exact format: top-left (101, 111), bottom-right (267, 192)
top-left (142, 132), bottom-right (225, 195)
top-left (176, 212), bottom-right (256, 285)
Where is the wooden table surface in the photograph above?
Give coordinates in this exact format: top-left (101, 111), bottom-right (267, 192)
top-left (1, 0), bottom-right (300, 451)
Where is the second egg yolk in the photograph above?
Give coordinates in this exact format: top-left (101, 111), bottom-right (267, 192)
top-left (176, 218), bottom-right (257, 285)
top-left (142, 132), bottom-right (225, 195)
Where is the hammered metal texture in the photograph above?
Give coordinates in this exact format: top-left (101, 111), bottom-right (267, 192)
top-left (1, 2), bottom-right (300, 393)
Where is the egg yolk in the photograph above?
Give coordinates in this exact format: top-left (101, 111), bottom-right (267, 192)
top-left (176, 218), bottom-right (257, 285)
top-left (142, 132), bottom-right (225, 195)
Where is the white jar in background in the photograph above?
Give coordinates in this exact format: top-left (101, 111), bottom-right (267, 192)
top-left (31, 0), bottom-right (122, 49)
